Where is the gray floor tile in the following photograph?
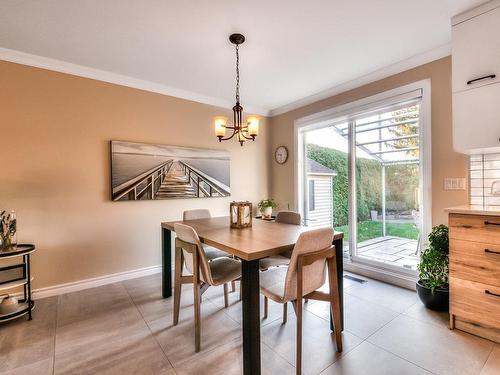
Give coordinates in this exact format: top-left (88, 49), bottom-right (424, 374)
top-left (148, 297), bottom-right (241, 368)
top-left (481, 345), bottom-right (500, 375)
top-left (261, 309), bottom-right (363, 375)
top-left (319, 341), bottom-right (431, 375)
top-left (403, 301), bottom-right (449, 329)
top-left (174, 339), bottom-right (296, 375)
top-left (0, 296), bottom-right (57, 372)
top-left (56, 305), bottom-right (147, 354)
top-left (368, 314), bottom-right (494, 375)
top-left (54, 325), bottom-right (173, 375)
top-left (346, 279), bottom-right (417, 313)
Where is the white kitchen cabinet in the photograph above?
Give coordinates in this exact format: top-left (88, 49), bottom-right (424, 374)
top-left (451, 1), bottom-right (500, 154)
top-left (452, 5), bottom-right (500, 93)
top-left (453, 82), bottom-right (500, 154)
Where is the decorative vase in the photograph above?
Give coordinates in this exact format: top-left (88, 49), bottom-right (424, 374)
top-left (0, 211), bottom-right (17, 250)
top-left (0, 295), bottom-right (19, 314)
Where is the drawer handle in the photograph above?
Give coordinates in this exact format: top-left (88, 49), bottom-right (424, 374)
top-left (485, 249), bottom-right (500, 255)
top-left (485, 290), bottom-right (500, 298)
top-left (467, 74), bottom-right (496, 85)
top-left (484, 221), bottom-right (500, 227)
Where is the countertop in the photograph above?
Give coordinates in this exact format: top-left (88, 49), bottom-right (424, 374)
top-left (445, 205), bottom-right (500, 216)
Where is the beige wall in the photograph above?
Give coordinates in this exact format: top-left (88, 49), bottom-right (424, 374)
top-left (269, 57), bottom-right (468, 226)
top-left (0, 61), bottom-right (269, 290)
top-left (1, 56), bottom-right (469, 290)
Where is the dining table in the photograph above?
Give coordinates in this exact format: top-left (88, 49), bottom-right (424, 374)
top-left (161, 216), bottom-right (344, 375)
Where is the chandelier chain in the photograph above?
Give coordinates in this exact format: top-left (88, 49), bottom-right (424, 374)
top-left (235, 44), bottom-right (240, 103)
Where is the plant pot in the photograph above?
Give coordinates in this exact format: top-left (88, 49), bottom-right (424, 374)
top-left (261, 207), bottom-right (273, 218)
top-left (416, 280), bottom-right (449, 311)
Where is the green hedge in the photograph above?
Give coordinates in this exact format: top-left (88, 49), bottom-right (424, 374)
top-left (307, 144), bottom-right (418, 227)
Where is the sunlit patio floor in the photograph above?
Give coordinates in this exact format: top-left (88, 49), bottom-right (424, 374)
top-left (345, 236), bottom-right (420, 270)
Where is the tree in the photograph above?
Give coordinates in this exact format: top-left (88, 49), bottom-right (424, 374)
top-left (387, 105), bottom-right (420, 158)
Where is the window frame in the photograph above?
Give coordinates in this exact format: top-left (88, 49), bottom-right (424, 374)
top-left (293, 80), bottom-right (432, 280)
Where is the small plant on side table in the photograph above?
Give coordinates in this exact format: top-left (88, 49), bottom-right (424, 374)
top-left (416, 224), bottom-right (449, 311)
top-left (0, 211), bottom-right (17, 250)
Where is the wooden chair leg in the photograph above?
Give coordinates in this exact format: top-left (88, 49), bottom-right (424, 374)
top-left (263, 296), bottom-right (268, 319)
top-left (295, 296), bottom-right (303, 375)
top-left (282, 302), bottom-right (288, 324)
top-left (231, 280), bottom-right (236, 293)
top-left (296, 257), bottom-right (304, 375)
top-left (173, 246), bottom-right (183, 325)
top-left (193, 248), bottom-right (201, 352)
top-left (223, 283), bottom-right (229, 308)
top-left (327, 257), bottom-right (343, 352)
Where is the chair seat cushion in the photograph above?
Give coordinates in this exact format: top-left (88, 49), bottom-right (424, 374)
top-left (259, 255), bottom-right (290, 270)
top-left (260, 266), bottom-right (288, 303)
top-left (209, 257), bottom-right (241, 285)
top-left (203, 244), bottom-right (229, 260)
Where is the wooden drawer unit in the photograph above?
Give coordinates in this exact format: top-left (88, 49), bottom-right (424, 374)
top-left (448, 212), bottom-right (500, 342)
top-left (450, 277), bottom-right (500, 330)
top-left (450, 239), bottom-right (500, 286)
top-left (449, 214), bottom-right (500, 243)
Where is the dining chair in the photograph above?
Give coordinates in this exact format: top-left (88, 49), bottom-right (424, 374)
top-left (183, 209), bottom-right (229, 260)
top-left (259, 210), bottom-right (301, 270)
top-left (259, 227), bottom-right (343, 375)
top-left (182, 209), bottom-right (238, 292)
top-left (173, 223), bottom-right (241, 352)
top-left (260, 210), bottom-right (301, 322)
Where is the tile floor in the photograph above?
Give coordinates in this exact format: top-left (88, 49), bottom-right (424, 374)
top-left (0, 272), bottom-right (498, 375)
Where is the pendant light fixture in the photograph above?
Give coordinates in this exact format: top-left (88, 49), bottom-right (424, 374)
top-left (214, 33), bottom-right (259, 146)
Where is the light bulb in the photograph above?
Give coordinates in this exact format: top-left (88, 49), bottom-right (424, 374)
top-left (214, 116), bottom-right (227, 137)
top-left (247, 116), bottom-right (259, 136)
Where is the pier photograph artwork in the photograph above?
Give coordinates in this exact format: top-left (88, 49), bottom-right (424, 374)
top-left (110, 141), bottom-right (230, 201)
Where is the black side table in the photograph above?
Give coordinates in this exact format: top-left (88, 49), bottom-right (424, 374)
top-left (0, 244), bottom-right (35, 322)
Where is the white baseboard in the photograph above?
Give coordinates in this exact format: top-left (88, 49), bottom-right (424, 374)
top-left (33, 265), bottom-right (162, 299)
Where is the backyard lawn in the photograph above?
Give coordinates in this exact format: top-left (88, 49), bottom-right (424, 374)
top-left (335, 220), bottom-right (418, 243)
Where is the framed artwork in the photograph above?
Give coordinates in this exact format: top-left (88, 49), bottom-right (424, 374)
top-left (110, 141), bottom-right (230, 201)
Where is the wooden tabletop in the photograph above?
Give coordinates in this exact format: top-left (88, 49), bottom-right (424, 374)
top-left (162, 216), bottom-right (343, 261)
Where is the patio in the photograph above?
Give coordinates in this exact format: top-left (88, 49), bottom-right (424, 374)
top-left (344, 236), bottom-right (419, 270)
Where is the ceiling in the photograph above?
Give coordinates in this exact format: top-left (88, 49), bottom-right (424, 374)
top-left (0, 0), bottom-right (485, 115)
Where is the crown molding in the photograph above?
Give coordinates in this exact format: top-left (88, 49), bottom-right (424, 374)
top-left (0, 44), bottom-right (451, 119)
top-left (0, 47), bottom-right (270, 116)
top-left (268, 44), bottom-right (451, 117)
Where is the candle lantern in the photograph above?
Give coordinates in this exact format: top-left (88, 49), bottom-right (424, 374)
top-left (230, 201), bottom-right (252, 229)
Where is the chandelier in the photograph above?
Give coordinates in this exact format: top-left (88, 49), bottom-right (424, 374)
top-left (214, 33), bottom-right (259, 146)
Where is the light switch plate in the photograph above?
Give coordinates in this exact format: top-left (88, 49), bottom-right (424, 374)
top-left (444, 178), bottom-right (466, 191)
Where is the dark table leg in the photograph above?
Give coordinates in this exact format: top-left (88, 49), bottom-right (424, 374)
top-left (162, 228), bottom-right (172, 298)
top-left (330, 237), bottom-right (344, 331)
top-left (26, 253), bottom-right (32, 320)
top-left (241, 259), bottom-right (261, 375)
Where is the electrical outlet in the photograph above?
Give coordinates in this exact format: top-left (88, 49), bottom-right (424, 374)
top-left (444, 178), bottom-right (466, 191)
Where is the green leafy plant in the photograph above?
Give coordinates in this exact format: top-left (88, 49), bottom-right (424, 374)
top-left (418, 224), bottom-right (449, 292)
top-left (257, 199), bottom-right (278, 210)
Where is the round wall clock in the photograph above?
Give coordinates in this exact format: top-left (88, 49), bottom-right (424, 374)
top-left (275, 146), bottom-right (288, 164)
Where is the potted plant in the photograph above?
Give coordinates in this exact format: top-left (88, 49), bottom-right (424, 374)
top-left (0, 211), bottom-right (17, 250)
top-left (258, 199), bottom-right (277, 219)
top-left (416, 224), bottom-right (449, 311)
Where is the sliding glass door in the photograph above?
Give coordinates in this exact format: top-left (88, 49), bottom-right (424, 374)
top-left (351, 101), bottom-right (421, 271)
top-left (297, 82), bottom-right (430, 276)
